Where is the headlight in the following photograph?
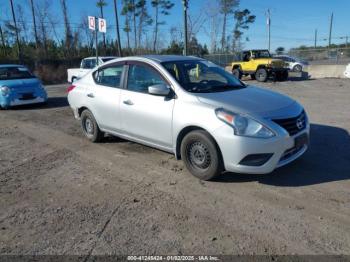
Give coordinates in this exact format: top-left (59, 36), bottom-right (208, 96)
top-left (0, 86), bottom-right (10, 96)
top-left (215, 108), bottom-right (275, 138)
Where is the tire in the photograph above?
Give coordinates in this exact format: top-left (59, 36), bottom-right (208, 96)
top-left (280, 70), bottom-right (289, 81)
top-left (81, 109), bottom-right (104, 142)
top-left (293, 64), bottom-right (302, 72)
top-left (255, 68), bottom-right (268, 82)
top-left (232, 68), bottom-right (242, 79)
top-left (180, 130), bottom-right (223, 180)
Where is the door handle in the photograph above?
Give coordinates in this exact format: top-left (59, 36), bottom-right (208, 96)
top-left (123, 99), bottom-right (134, 105)
top-left (87, 93), bottom-right (94, 98)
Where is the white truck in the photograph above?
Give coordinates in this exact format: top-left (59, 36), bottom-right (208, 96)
top-left (67, 56), bottom-right (116, 83)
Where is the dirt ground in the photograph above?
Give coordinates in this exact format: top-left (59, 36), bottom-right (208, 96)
top-left (0, 78), bottom-right (349, 257)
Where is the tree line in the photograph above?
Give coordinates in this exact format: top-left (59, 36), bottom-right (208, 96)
top-left (0, 0), bottom-right (256, 62)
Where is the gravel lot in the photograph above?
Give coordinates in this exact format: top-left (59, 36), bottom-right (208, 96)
top-left (0, 78), bottom-right (349, 256)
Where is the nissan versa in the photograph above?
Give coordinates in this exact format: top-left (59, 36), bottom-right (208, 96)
top-left (67, 55), bottom-right (309, 180)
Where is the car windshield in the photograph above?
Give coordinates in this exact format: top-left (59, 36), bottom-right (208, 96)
top-left (252, 50), bottom-right (271, 59)
top-left (0, 66), bottom-right (35, 80)
top-left (161, 60), bottom-right (245, 93)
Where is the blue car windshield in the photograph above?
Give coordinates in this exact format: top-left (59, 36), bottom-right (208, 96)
top-left (0, 66), bottom-right (35, 80)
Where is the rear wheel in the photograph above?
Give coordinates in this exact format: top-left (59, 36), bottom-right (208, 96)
top-left (180, 130), bottom-right (223, 181)
top-left (232, 68), bottom-right (242, 79)
top-left (81, 109), bottom-right (104, 142)
top-left (255, 68), bottom-right (268, 82)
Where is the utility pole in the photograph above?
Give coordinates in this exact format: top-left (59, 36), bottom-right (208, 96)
top-left (328, 12), bottom-right (333, 48)
top-left (267, 9), bottom-right (271, 53)
top-left (30, 0), bottom-right (39, 49)
top-left (113, 0), bottom-right (122, 57)
top-left (0, 25), bottom-right (5, 50)
top-left (97, 0), bottom-right (107, 53)
top-left (314, 29), bottom-right (317, 48)
top-left (9, 0), bottom-right (22, 61)
top-left (95, 17), bottom-right (99, 66)
top-left (182, 0), bottom-right (188, 56)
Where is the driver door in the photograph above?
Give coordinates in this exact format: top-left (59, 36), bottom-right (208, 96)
top-left (120, 62), bottom-right (175, 149)
top-left (241, 51), bottom-right (253, 71)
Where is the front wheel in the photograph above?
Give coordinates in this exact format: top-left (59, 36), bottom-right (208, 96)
top-left (255, 68), bottom-right (268, 82)
top-left (232, 68), bottom-right (242, 79)
top-left (181, 130), bottom-right (223, 180)
top-left (81, 109), bottom-right (104, 142)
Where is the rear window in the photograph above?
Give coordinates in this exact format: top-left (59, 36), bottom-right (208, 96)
top-left (81, 59), bottom-right (97, 69)
top-left (0, 66), bottom-right (35, 80)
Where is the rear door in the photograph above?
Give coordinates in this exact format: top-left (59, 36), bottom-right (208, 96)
top-left (119, 62), bottom-right (175, 148)
top-left (87, 62), bottom-right (125, 132)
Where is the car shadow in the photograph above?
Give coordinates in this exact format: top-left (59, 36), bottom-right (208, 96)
top-left (10, 96), bottom-right (68, 110)
top-left (101, 135), bottom-right (128, 144)
top-left (213, 123), bottom-right (350, 187)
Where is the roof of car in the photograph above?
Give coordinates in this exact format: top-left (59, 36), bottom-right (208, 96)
top-left (84, 56), bottom-right (117, 60)
top-left (140, 55), bottom-right (203, 63)
top-left (0, 64), bottom-right (27, 68)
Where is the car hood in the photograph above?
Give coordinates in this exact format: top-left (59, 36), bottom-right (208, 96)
top-left (196, 85), bottom-right (300, 118)
top-left (1, 78), bottom-right (41, 92)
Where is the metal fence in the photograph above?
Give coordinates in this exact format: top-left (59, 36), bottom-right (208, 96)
top-left (203, 48), bottom-right (350, 67)
top-left (288, 48), bottom-right (350, 65)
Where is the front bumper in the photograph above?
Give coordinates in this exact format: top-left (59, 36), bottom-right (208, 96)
top-left (1, 89), bottom-right (47, 108)
top-left (10, 96), bottom-right (46, 106)
top-left (213, 123), bottom-right (310, 174)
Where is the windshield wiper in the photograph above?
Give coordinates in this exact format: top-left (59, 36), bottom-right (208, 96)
top-left (207, 84), bottom-right (244, 91)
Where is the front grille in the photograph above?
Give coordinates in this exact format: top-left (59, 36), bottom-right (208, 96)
top-left (20, 93), bottom-right (35, 100)
top-left (272, 111), bottom-right (306, 136)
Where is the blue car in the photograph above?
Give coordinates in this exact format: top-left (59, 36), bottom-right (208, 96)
top-left (0, 64), bottom-right (47, 109)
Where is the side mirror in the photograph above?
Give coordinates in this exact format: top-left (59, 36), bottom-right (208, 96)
top-left (148, 84), bottom-right (170, 96)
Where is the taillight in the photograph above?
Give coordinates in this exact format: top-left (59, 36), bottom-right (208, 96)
top-left (67, 85), bottom-right (76, 93)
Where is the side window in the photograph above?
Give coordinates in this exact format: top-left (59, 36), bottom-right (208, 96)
top-left (127, 64), bottom-right (166, 93)
top-left (93, 65), bottom-right (124, 87)
top-left (243, 52), bottom-right (250, 61)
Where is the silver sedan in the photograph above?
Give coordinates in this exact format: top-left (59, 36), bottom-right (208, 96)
top-left (67, 55), bottom-right (309, 180)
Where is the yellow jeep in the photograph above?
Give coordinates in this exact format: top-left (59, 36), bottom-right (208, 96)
top-left (231, 49), bottom-right (288, 82)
